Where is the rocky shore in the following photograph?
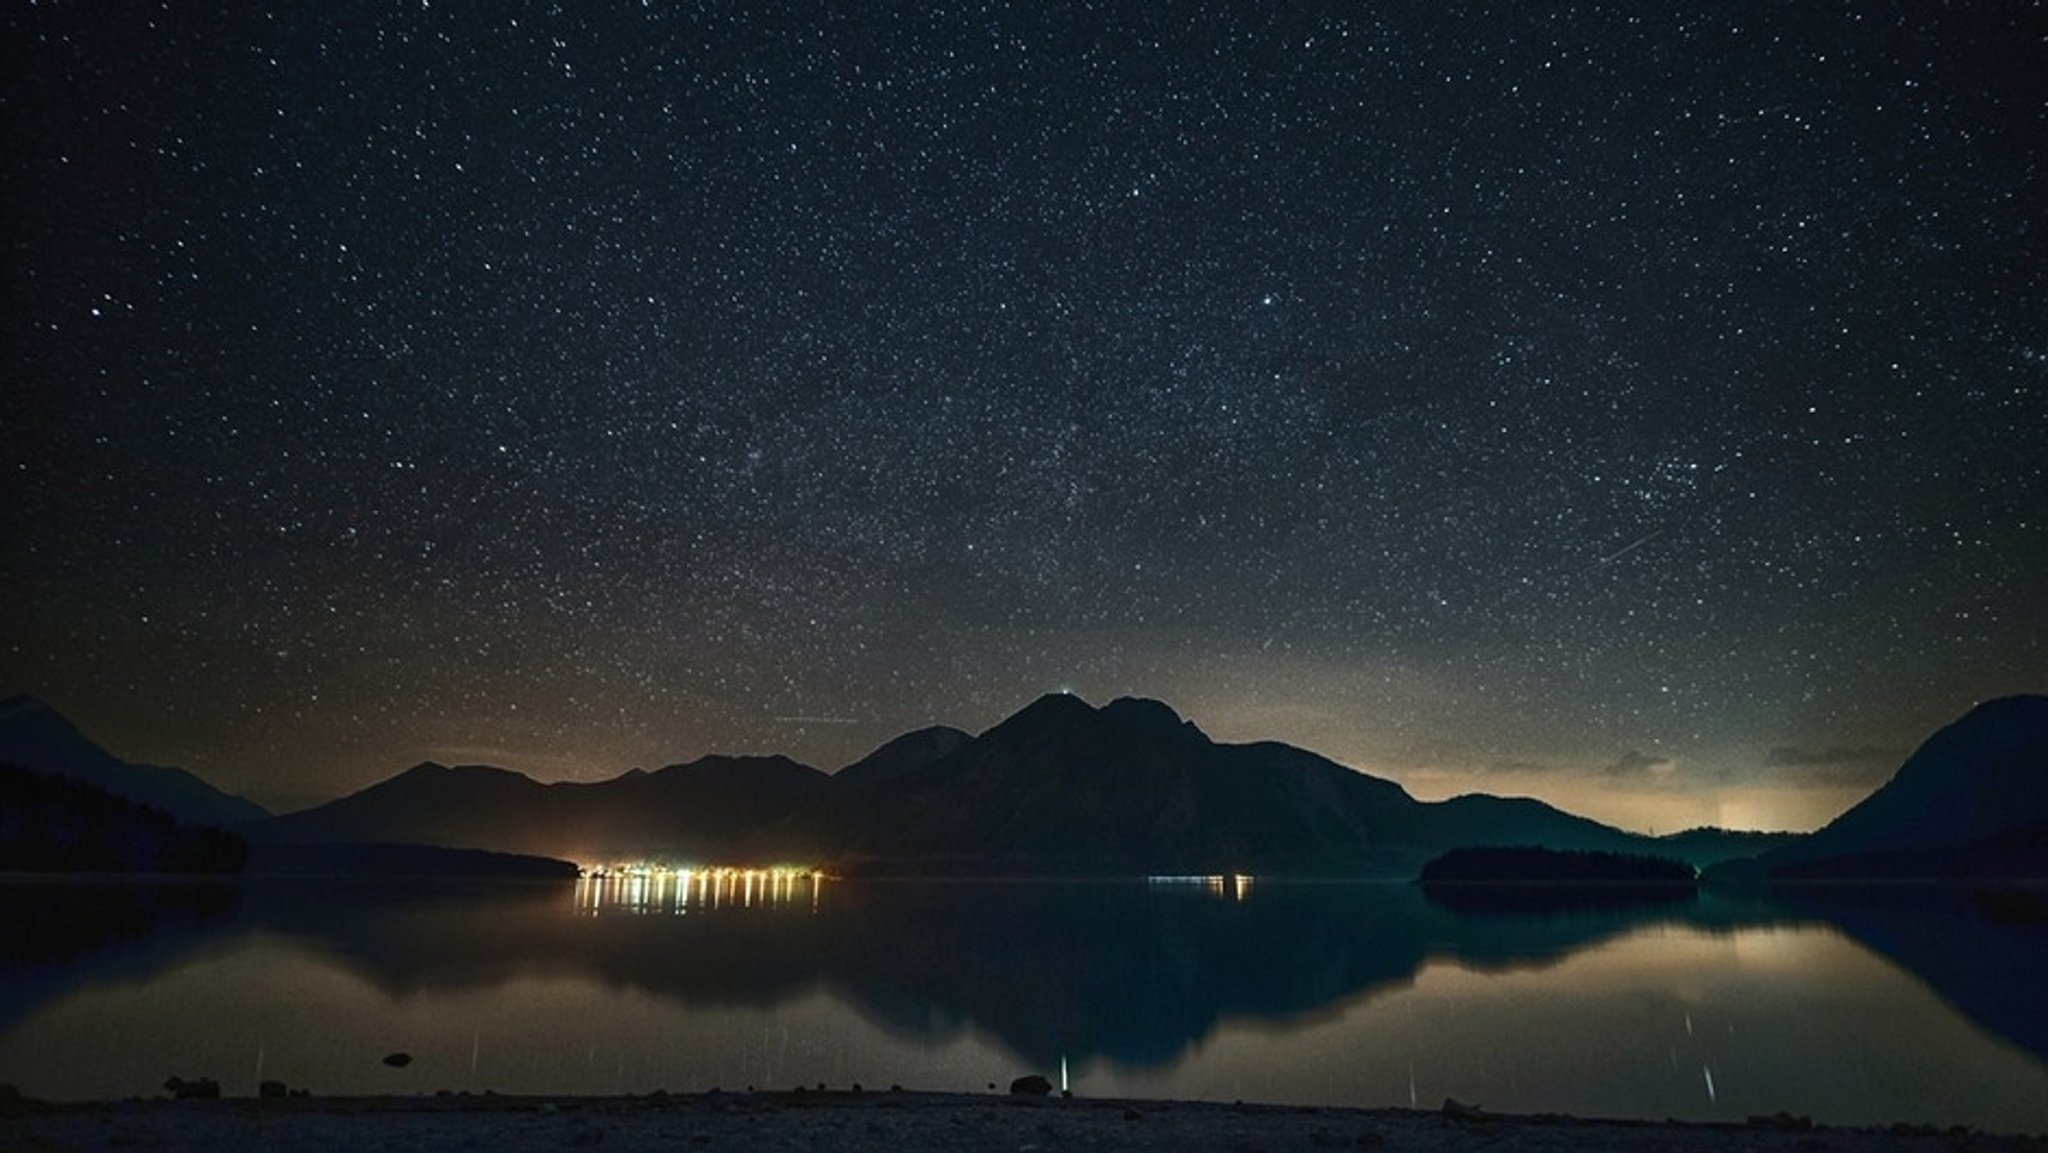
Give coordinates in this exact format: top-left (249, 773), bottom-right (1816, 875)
top-left (4, 1089), bottom-right (2041, 1153)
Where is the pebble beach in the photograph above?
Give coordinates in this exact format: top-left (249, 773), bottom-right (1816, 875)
top-left (5, 1090), bottom-right (2040, 1153)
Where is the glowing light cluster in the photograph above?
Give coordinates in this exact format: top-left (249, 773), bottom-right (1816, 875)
top-left (575, 865), bottom-right (823, 915)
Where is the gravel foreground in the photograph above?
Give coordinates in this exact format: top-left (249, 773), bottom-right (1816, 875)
top-left (5, 1091), bottom-right (2044, 1153)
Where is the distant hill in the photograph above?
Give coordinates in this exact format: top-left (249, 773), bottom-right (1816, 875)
top-left (14, 689), bottom-right (1829, 879)
top-left (0, 695), bottom-right (267, 826)
top-left (1409, 793), bottom-right (1667, 860)
top-left (1712, 695), bottom-right (2048, 881)
top-left (831, 725), bottom-right (971, 789)
top-left (1652, 826), bottom-right (1804, 867)
top-left (0, 763), bottom-right (249, 873)
top-left (245, 840), bottom-right (580, 880)
top-left (253, 693), bottom-right (1804, 877)
top-left (777, 693), bottom-right (1670, 878)
top-left (251, 754), bottom-right (831, 865)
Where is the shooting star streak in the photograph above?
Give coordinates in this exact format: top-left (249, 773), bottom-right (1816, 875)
top-left (773, 715), bottom-right (860, 725)
top-left (1597, 529), bottom-right (1663, 565)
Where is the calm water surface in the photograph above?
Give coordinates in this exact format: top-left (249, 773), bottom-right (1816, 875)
top-left (2, 877), bottom-right (2043, 1131)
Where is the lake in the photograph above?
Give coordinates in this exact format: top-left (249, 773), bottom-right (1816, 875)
top-left (2, 875), bottom-right (2044, 1132)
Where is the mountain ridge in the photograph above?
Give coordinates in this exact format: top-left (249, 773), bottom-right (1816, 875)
top-left (1712, 694), bottom-right (2048, 881)
top-left (252, 752), bottom-right (831, 864)
top-left (775, 694), bottom-right (1691, 878)
top-left (24, 690), bottom-right (2035, 880)
top-left (831, 724), bottom-right (973, 789)
top-left (0, 694), bottom-right (268, 826)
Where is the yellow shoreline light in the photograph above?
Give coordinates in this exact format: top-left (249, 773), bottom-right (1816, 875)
top-left (1145, 873), bottom-right (1256, 901)
top-left (573, 864), bottom-right (825, 915)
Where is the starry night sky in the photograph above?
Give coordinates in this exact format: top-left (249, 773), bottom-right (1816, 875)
top-left (5, 3), bottom-right (2044, 829)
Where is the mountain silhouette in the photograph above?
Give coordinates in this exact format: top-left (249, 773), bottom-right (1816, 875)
top-left (1651, 825), bottom-right (1802, 863)
top-left (784, 693), bottom-right (1673, 877)
top-left (251, 755), bottom-right (830, 865)
top-left (0, 763), bottom-right (249, 873)
top-left (17, 692), bottom-right (2039, 881)
top-left (244, 840), bottom-right (581, 879)
top-left (248, 692), bottom-right (1804, 877)
top-left (0, 695), bottom-right (266, 826)
top-left (13, 691), bottom-right (1813, 878)
top-left (830, 724), bottom-right (971, 789)
top-left (1715, 694), bottom-right (2048, 881)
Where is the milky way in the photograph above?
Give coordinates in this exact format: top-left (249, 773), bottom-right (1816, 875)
top-left (5, 4), bottom-right (2043, 828)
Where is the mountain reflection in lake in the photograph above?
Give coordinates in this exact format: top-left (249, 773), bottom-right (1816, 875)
top-left (1, 878), bottom-right (2043, 1131)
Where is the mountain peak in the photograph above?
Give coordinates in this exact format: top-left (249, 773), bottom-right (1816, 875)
top-left (256, 747), bottom-right (829, 860)
top-left (0, 693), bottom-right (77, 738)
top-left (1829, 693), bottom-right (2048, 845)
top-left (0, 693), bottom-right (54, 722)
top-left (835, 725), bottom-right (972, 789)
top-left (1101, 696), bottom-right (1208, 745)
top-left (996, 692), bottom-right (1209, 737)
top-left (1719, 693), bottom-right (2048, 880)
top-left (1015, 690), bottom-right (1096, 718)
top-left (1953, 694), bottom-right (2048, 728)
top-left (0, 694), bottom-right (268, 824)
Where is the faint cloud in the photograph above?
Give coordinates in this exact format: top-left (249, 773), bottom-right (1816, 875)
top-left (422, 745), bottom-right (526, 766)
top-left (1488, 758), bottom-right (1554, 774)
top-left (1603, 750), bottom-right (1674, 777)
top-left (1761, 744), bottom-right (1900, 784)
top-left (1763, 744), bottom-right (1897, 767)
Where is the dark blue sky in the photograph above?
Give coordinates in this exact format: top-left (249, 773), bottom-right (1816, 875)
top-left (5, 2), bottom-right (2043, 828)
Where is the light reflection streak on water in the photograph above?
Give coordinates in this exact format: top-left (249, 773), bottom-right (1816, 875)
top-left (1145, 873), bottom-right (1256, 901)
top-left (574, 867), bottom-right (824, 915)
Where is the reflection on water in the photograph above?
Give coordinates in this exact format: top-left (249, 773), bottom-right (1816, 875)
top-left (1419, 879), bottom-right (1695, 916)
top-left (1, 877), bottom-right (2044, 1131)
top-left (575, 868), bottom-right (824, 914)
top-left (1147, 873), bottom-right (1255, 901)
